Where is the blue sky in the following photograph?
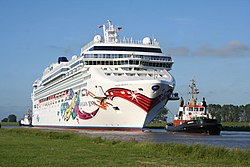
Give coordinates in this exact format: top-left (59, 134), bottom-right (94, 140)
top-left (0, 0), bottom-right (250, 120)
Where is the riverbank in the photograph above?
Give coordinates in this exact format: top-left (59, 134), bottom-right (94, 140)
top-left (146, 122), bottom-right (250, 131)
top-left (0, 128), bottom-right (249, 167)
top-left (221, 122), bottom-right (250, 131)
top-left (0, 122), bottom-right (19, 126)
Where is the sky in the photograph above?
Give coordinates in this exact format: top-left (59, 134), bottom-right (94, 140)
top-left (0, 0), bottom-right (250, 120)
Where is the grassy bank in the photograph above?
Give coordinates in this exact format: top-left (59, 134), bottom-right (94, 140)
top-left (222, 122), bottom-right (250, 131)
top-left (0, 128), bottom-right (249, 167)
top-left (221, 122), bottom-right (250, 127)
top-left (0, 122), bottom-right (19, 126)
top-left (145, 122), bottom-right (165, 128)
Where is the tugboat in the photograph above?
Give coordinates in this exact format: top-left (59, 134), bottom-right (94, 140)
top-left (166, 79), bottom-right (222, 135)
top-left (19, 110), bottom-right (32, 126)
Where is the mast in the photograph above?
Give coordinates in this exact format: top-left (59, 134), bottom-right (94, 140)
top-left (189, 78), bottom-right (199, 105)
top-left (103, 20), bottom-right (118, 43)
top-left (102, 24), bottom-right (106, 42)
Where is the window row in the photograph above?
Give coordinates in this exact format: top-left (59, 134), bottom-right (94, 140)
top-left (89, 46), bottom-right (162, 53)
top-left (83, 60), bottom-right (172, 68)
top-left (42, 68), bottom-right (69, 84)
top-left (83, 54), bottom-right (172, 62)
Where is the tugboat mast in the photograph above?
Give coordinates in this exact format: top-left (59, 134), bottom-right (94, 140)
top-left (189, 79), bottom-right (199, 105)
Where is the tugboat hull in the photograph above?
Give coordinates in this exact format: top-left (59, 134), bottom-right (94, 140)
top-left (166, 119), bottom-right (222, 135)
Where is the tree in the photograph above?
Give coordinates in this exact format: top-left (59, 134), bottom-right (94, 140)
top-left (208, 103), bottom-right (250, 122)
top-left (153, 107), bottom-right (169, 122)
top-left (244, 104), bottom-right (250, 122)
top-left (239, 105), bottom-right (245, 122)
top-left (208, 104), bottom-right (222, 121)
top-left (8, 114), bottom-right (17, 122)
top-left (1, 118), bottom-right (8, 122)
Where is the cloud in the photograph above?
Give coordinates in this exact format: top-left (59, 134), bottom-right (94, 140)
top-left (168, 47), bottom-right (190, 56)
top-left (195, 41), bottom-right (250, 57)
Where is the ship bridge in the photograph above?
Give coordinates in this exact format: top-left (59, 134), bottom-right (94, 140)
top-left (80, 20), bottom-right (173, 71)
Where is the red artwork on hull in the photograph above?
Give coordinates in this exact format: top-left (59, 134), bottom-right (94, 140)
top-left (74, 104), bottom-right (99, 120)
top-left (106, 88), bottom-right (167, 112)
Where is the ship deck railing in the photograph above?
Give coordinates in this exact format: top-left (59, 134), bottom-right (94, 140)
top-left (81, 38), bottom-right (160, 53)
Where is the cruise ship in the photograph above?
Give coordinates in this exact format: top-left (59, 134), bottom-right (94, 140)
top-left (31, 20), bottom-right (177, 130)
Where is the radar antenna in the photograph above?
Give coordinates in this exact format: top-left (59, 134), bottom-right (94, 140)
top-left (189, 78), bottom-right (199, 105)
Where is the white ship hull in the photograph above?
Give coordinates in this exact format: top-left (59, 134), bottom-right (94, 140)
top-left (32, 68), bottom-right (174, 130)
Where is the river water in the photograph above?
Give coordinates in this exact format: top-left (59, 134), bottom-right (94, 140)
top-left (2, 126), bottom-right (250, 149)
top-left (78, 129), bottom-right (250, 149)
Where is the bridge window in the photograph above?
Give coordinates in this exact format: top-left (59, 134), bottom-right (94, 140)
top-left (91, 46), bottom-right (162, 53)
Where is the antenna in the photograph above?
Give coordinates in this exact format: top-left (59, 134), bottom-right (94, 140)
top-left (189, 78), bottom-right (199, 105)
top-left (103, 20), bottom-right (118, 43)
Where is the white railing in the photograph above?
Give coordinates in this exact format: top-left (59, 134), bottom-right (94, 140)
top-left (81, 37), bottom-right (160, 52)
top-left (81, 40), bottom-right (96, 52)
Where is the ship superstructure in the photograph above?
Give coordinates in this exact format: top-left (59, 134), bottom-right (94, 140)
top-left (31, 20), bottom-right (176, 130)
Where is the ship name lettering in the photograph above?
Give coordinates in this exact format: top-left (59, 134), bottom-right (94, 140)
top-left (80, 101), bottom-right (96, 107)
top-left (88, 101), bottom-right (95, 107)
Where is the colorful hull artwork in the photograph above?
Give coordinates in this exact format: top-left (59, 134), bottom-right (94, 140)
top-left (57, 87), bottom-right (169, 124)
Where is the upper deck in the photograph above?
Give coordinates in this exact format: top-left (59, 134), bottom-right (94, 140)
top-left (33, 20), bottom-right (174, 90)
top-left (81, 20), bottom-right (163, 54)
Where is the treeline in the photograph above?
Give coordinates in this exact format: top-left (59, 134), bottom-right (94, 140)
top-left (1, 114), bottom-right (17, 122)
top-left (208, 104), bottom-right (250, 122)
